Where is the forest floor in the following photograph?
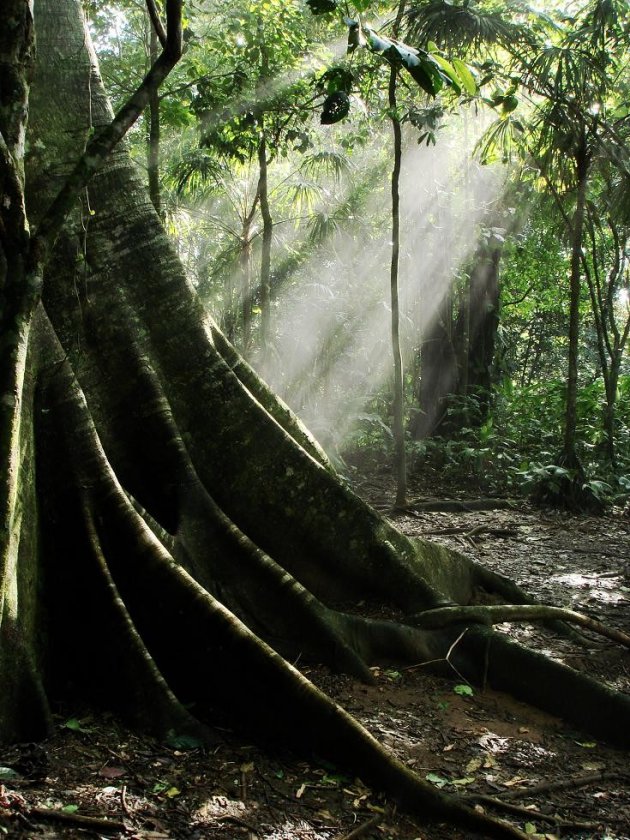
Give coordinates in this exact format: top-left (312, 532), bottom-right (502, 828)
top-left (1, 465), bottom-right (629, 840)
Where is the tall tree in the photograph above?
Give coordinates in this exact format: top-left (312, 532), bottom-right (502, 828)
top-left (478, 0), bottom-right (630, 507)
top-left (388, 0), bottom-right (408, 507)
top-left (2, 5), bottom-right (630, 840)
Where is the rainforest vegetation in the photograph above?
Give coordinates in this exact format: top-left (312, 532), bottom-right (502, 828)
top-left (0, 0), bottom-right (629, 838)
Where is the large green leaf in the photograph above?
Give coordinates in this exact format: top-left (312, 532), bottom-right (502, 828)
top-left (452, 58), bottom-right (477, 95)
top-left (427, 52), bottom-right (461, 94)
top-left (365, 27), bottom-right (444, 96)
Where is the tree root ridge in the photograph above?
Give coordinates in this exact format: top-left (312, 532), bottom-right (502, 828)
top-left (407, 603), bottom-right (630, 649)
top-left (457, 629), bottom-right (630, 748)
top-left (31, 351), bottom-right (536, 838)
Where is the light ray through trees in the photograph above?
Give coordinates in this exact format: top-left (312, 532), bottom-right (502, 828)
top-left (253, 113), bottom-right (505, 455)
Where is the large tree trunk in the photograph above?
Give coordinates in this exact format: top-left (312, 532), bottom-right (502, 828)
top-left (1, 3), bottom-right (629, 838)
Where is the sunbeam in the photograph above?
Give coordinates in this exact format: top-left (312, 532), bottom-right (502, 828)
top-left (253, 110), bottom-right (506, 454)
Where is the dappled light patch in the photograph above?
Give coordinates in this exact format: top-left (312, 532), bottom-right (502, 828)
top-left (551, 572), bottom-right (628, 606)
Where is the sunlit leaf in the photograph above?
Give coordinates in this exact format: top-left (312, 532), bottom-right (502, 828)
top-left (429, 53), bottom-right (461, 94)
top-left (63, 717), bottom-right (92, 733)
top-left (425, 772), bottom-right (448, 788)
top-left (452, 58), bottom-right (477, 95)
top-left (454, 684), bottom-right (474, 696)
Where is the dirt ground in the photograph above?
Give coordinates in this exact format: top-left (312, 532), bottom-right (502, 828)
top-left (1, 469), bottom-right (629, 840)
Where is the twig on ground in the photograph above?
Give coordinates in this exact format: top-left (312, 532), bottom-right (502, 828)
top-left (120, 784), bottom-right (133, 819)
top-left (218, 814), bottom-right (260, 833)
top-left (28, 807), bottom-right (126, 834)
top-left (336, 813), bottom-right (383, 839)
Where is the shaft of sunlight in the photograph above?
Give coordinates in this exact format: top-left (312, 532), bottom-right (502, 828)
top-left (254, 110), bottom-right (506, 455)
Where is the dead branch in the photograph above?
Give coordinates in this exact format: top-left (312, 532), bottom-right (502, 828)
top-left (28, 807), bottom-right (126, 834)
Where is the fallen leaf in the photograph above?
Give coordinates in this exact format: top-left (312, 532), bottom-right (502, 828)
top-left (165, 787), bottom-right (181, 798)
top-left (465, 758), bottom-right (482, 773)
top-left (425, 773), bottom-right (448, 788)
top-left (503, 776), bottom-right (528, 787)
top-left (296, 783), bottom-right (306, 799)
top-left (581, 762), bottom-right (605, 772)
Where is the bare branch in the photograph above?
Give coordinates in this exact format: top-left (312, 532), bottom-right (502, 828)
top-left (146, 0), bottom-right (167, 49)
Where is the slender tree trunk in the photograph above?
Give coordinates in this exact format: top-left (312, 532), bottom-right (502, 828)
top-left (258, 130), bottom-right (272, 351)
top-left (256, 18), bottom-right (273, 353)
top-left (240, 213), bottom-right (254, 350)
top-left (562, 143), bottom-right (588, 465)
top-left (388, 0), bottom-right (407, 507)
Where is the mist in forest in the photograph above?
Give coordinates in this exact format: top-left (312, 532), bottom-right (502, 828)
top-left (253, 118), bottom-right (505, 455)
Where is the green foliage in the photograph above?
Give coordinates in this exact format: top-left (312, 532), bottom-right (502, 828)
top-left (87, 0), bottom-right (630, 513)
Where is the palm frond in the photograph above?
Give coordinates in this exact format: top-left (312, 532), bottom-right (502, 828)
top-left (300, 150), bottom-right (352, 182)
top-left (169, 148), bottom-right (224, 196)
top-left (405, 0), bottom-right (526, 54)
